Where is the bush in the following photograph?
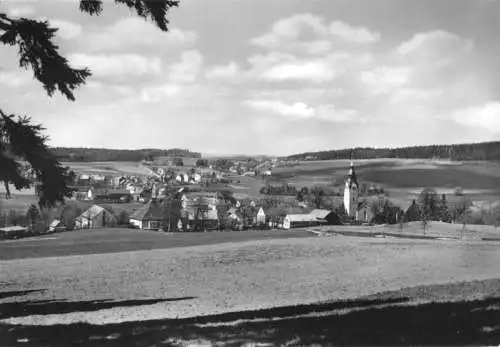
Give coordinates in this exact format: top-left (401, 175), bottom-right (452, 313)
top-left (33, 221), bottom-right (47, 235)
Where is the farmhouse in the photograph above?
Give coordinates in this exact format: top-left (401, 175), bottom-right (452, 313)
top-left (356, 201), bottom-right (373, 223)
top-left (75, 205), bottom-right (117, 229)
top-left (0, 226), bottom-right (28, 239)
top-left (129, 200), bottom-right (164, 230)
top-left (308, 209), bottom-right (341, 225)
top-left (178, 205), bottom-right (218, 231)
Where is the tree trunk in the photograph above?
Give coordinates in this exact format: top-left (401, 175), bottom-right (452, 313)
top-left (4, 181), bottom-right (11, 200)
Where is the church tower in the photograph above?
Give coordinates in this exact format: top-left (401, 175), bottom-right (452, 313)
top-left (344, 162), bottom-right (359, 217)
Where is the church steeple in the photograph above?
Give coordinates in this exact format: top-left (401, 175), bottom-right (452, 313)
top-left (346, 162), bottom-right (358, 188)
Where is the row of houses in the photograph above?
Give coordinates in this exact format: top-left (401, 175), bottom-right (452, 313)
top-left (125, 196), bottom-right (343, 232)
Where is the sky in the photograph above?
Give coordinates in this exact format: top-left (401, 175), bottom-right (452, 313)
top-left (0, 0), bottom-right (499, 156)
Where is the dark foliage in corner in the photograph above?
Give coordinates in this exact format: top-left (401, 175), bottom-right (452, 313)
top-left (0, 1), bottom-right (181, 207)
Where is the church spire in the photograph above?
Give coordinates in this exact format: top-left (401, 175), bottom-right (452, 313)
top-left (346, 162), bottom-right (358, 188)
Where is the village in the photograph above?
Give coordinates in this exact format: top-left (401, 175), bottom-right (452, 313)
top-left (1, 153), bottom-right (484, 240)
top-left (0, 157), bottom-right (388, 238)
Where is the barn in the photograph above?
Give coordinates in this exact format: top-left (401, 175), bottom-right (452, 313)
top-left (75, 205), bottom-right (117, 229)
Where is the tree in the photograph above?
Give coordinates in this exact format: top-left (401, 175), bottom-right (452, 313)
top-left (438, 194), bottom-right (452, 223)
top-left (0, 1), bottom-right (180, 208)
top-left (26, 204), bottom-right (41, 230)
top-left (418, 188), bottom-right (440, 221)
top-left (404, 200), bottom-right (421, 222)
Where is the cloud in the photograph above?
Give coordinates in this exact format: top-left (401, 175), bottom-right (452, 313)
top-left (141, 84), bottom-right (182, 102)
top-left (80, 17), bottom-right (197, 52)
top-left (453, 102), bottom-right (500, 134)
top-left (244, 99), bottom-right (360, 123)
top-left (168, 50), bottom-right (203, 83)
top-left (69, 54), bottom-right (162, 77)
top-left (260, 60), bottom-right (338, 83)
top-left (329, 21), bottom-right (381, 44)
top-left (250, 13), bottom-right (380, 54)
top-left (361, 66), bottom-right (412, 94)
top-left (50, 20), bottom-right (83, 39)
top-left (205, 62), bottom-right (241, 80)
top-left (7, 5), bottom-right (35, 16)
top-left (244, 100), bottom-right (315, 119)
top-left (248, 51), bottom-right (371, 83)
top-left (396, 30), bottom-right (473, 66)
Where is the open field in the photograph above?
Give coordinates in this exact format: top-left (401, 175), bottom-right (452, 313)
top-left (63, 161), bottom-right (153, 177)
top-left (0, 229), bottom-right (312, 260)
top-left (1, 230), bottom-right (500, 345)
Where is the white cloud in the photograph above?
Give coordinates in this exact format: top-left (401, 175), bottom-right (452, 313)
top-left (329, 21), bottom-right (381, 44)
top-left (7, 5), bottom-right (35, 16)
top-left (361, 66), bottom-right (411, 94)
top-left (396, 30), bottom-right (473, 66)
top-left (244, 100), bottom-right (315, 119)
top-left (248, 51), bottom-right (371, 83)
top-left (453, 102), bottom-right (500, 134)
top-left (81, 17), bottom-right (197, 52)
top-left (69, 54), bottom-right (162, 77)
top-left (205, 62), bottom-right (241, 80)
top-left (244, 99), bottom-right (360, 123)
top-left (50, 20), bottom-right (83, 39)
top-left (168, 50), bottom-right (203, 83)
top-left (141, 84), bottom-right (182, 102)
top-left (250, 13), bottom-right (380, 54)
top-left (260, 60), bottom-right (338, 83)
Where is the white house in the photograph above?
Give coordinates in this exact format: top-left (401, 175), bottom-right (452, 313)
top-left (256, 207), bottom-right (266, 225)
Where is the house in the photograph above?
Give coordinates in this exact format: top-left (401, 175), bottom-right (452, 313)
top-left (74, 205), bottom-right (117, 229)
top-left (0, 226), bottom-right (29, 239)
top-left (93, 189), bottom-right (132, 203)
top-left (178, 205), bottom-right (218, 231)
top-left (255, 206), bottom-right (266, 225)
top-left (308, 209), bottom-right (341, 225)
top-left (129, 200), bottom-right (164, 230)
top-left (266, 208), bottom-right (286, 228)
top-left (48, 219), bottom-right (66, 233)
top-left (356, 201), bottom-right (373, 223)
top-left (71, 186), bottom-right (93, 200)
top-left (192, 173), bottom-right (202, 182)
top-left (283, 214), bottom-right (321, 229)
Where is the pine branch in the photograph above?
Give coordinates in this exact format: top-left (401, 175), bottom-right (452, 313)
top-left (0, 14), bottom-right (91, 101)
top-left (79, 0), bottom-right (180, 31)
top-left (1, 110), bottom-right (74, 207)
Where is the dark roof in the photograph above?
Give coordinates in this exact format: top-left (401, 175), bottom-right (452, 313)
top-left (130, 201), bottom-right (164, 221)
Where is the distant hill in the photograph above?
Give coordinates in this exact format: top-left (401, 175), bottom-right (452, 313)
top-left (51, 147), bottom-right (201, 162)
top-left (286, 142), bottom-right (500, 161)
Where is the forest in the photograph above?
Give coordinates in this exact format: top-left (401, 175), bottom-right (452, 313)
top-left (50, 147), bottom-right (201, 162)
top-left (287, 141), bottom-right (500, 161)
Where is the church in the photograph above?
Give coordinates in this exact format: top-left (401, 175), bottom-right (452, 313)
top-left (343, 162), bottom-right (372, 223)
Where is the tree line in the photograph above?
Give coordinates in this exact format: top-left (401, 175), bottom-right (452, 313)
top-left (51, 147), bottom-right (201, 162)
top-left (287, 142), bottom-right (500, 161)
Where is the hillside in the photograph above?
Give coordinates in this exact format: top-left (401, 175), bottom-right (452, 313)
top-left (286, 142), bottom-right (500, 161)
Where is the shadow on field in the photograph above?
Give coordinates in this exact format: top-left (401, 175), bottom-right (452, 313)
top-left (0, 297), bottom-right (196, 319)
top-left (1, 295), bottom-right (500, 346)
